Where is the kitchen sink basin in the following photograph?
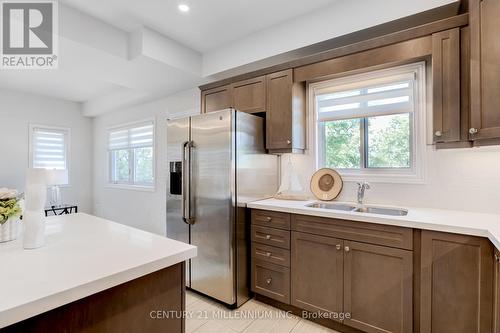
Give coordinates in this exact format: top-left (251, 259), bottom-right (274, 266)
top-left (353, 206), bottom-right (408, 216)
top-left (306, 202), bottom-right (357, 211)
top-left (306, 202), bottom-right (408, 216)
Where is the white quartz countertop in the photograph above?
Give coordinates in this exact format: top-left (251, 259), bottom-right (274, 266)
top-left (247, 198), bottom-right (500, 250)
top-left (0, 213), bottom-right (196, 329)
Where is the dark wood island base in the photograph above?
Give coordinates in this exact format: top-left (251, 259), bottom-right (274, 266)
top-left (2, 263), bottom-right (186, 333)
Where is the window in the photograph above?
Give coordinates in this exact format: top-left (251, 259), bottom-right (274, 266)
top-left (108, 120), bottom-right (155, 188)
top-left (29, 125), bottom-right (70, 184)
top-left (311, 62), bottom-right (426, 183)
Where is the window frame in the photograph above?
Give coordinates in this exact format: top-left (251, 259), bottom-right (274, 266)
top-left (28, 124), bottom-right (71, 186)
top-left (106, 118), bottom-right (156, 191)
top-left (309, 62), bottom-right (427, 184)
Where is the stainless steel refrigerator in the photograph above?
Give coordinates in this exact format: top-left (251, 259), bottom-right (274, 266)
top-left (167, 109), bottom-right (278, 307)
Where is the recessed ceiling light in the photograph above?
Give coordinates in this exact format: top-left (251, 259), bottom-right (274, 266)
top-left (178, 4), bottom-right (190, 12)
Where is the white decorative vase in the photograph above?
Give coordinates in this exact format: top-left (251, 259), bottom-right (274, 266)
top-left (23, 210), bottom-right (46, 249)
top-left (0, 217), bottom-right (20, 243)
top-left (23, 169), bottom-right (48, 249)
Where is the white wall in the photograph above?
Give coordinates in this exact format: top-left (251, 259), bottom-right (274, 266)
top-left (92, 88), bottom-right (200, 235)
top-left (203, 0), bottom-right (458, 76)
top-left (285, 141), bottom-right (500, 214)
top-left (0, 89), bottom-right (93, 212)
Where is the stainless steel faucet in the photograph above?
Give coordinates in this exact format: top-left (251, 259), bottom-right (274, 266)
top-left (357, 182), bottom-right (371, 205)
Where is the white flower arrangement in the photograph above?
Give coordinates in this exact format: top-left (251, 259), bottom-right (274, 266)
top-left (0, 188), bottom-right (23, 225)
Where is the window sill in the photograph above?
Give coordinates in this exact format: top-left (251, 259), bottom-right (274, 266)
top-left (105, 183), bottom-right (156, 192)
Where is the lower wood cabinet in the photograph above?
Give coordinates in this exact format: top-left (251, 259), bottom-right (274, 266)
top-left (252, 209), bottom-right (499, 333)
top-left (343, 240), bottom-right (413, 333)
top-left (494, 249), bottom-right (500, 333)
top-left (420, 230), bottom-right (494, 333)
top-left (291, 232), bottom-right (344, 317)
top-left (252, 259), bottom-right (290, 304)
top-left (290, 231), bottom-right (413, 333)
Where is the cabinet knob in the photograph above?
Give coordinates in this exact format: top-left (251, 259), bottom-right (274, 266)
top-left (495, 254), bottom-right (500, 263)
top-left (286, 139), bottom-right (291, 145)
top-left (266, 252), bottom-right (272, 257)
top-left (266, 278), bottom-right (272, 285)
top-left (265, 235), bottom-right (271, 240)
top-left (266, 217), bottom-right (272, 222)
top-left (434, 130), bottom-right (442, 137)
top-left (336, 244), bottom-right (341, 251)
top-left (344, 246), bottom-right (350, 252)
top-left (469, 128), bottom-right (478, 135)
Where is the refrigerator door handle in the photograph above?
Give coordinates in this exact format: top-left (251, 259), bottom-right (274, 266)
top-left (182, 141), bottom-right (195, 225)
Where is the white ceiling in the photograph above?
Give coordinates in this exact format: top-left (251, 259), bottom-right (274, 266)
top-left (2, 0), bottom-right (458, 116)
top-left (58, 0), bottom-right (337, 52)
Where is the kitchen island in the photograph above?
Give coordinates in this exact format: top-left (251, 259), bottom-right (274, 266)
top-left (0, 213), bottom-right (196, 333)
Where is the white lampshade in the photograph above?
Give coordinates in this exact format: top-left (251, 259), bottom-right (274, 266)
top-left (25, 168), bottom-right (48, 186)
top-left (45, 169), bottom-right (68, 186)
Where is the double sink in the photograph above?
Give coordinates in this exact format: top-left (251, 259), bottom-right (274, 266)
top-left (306, 202), bottom-right (408, 216)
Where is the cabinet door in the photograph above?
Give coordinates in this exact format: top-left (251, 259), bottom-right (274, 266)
top-left (343, 241), bottom-right (413, 333)
top-left (232, 76), bottom-right (266, 113)
top-left (470, 0), bottom-right (500, 140)
top-left (291, 232), bottom-right (343, 318)
top-left (266, 69), bottom-right (293, 150)
top-left (201, 85), bottom-right (232, 113)
top-left (494, 249), bottom-right (500, 333)
top-left (432, 28), bottom-right (461, 143)
top-left (420, 230), bottom-right (493, 333)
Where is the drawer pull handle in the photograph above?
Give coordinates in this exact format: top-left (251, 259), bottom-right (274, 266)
top-left (265, 235), bottom-right (271, 240)
top-left (266, 252), bottom-right (272, 257)
top-left (266, 278), bottom-right (272, 285)
top-left (344, 246), bottom-right (350, 252)
top-left (266, 217), bottom-right (272, 222)
top-left (336, 244), bottom-right (341, 251)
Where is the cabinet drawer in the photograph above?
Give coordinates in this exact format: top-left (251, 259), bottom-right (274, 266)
top-left (252, 259), bottom-right (290, 304)
top-left (252, 225), bottom-right (290, 249)
top-left (252, 210), bottom-right (291, 230)
top-left (292, 214), bottom-right (413, 250)
top-left (252, 242), bottom-right (290, 267)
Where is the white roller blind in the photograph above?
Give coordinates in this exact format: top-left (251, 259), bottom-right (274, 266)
top-left (108, 122), bottom-right (154, 150)
top-left (31, 127), bottom-right (68, 170)
top-left (316, 72), bottom-right (415, 122)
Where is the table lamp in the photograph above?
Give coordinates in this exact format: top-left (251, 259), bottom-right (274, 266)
top-left (46, 169), bottom-right (68, 208)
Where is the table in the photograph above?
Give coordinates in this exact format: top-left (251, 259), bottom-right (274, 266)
top-left (44, 205), bottom-right (78, 217)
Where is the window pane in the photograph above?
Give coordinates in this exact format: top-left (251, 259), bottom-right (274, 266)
top-left (113, 149), bottom-right (130, 182)
top-left (323, 119), bottom-right (361, 169)
top-left (32, 127), bottom-right (68, 171)
top-left (367, 113), bottom-right (410, 168)
top-left (134, 147), bottom-right (154, 184)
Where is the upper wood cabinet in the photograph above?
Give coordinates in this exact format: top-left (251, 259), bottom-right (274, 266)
top-left (232, 76), bottom-right (266, 113)
top-left (420, 230), bottom-right (494, 333)
top-left (201, 77), bottom-right (266, 114)
top-left (432, 27), bottom-right (472, 149)
top-left (432, 28), bottom-right (461, 143)
top-left (201, 70), bottom-right (306, 153)
top-left (470, 0), bottom-right (500, 142)
top-left (266, 69), bottom-right (306, 153)
top-left (201, 85), bottom-right (232, 113)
